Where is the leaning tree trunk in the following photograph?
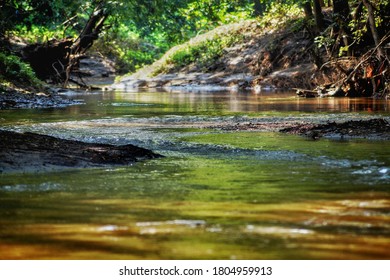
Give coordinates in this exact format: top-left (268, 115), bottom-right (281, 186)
top-left (22, 4), bottom-right (108, 88)
top-left (63, 5), bottom-right (108, 87)
top-left (362, 0), bottom-right (385, 58)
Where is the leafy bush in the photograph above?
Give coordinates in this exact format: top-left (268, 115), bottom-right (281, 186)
top-left (257, 2), bottom-right (302, 29)
top-left (179, 0), bottom-right (253, 33)
top-left (0, 52), bottom-right (43, 88)
top-left (12, 24), bottom-right (76, 43)
top-left (92, 23), bottom-right (163, 74)
top-left (152, 29), bottom-right (244, 75)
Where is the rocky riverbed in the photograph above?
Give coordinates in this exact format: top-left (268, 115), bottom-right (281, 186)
top-left (280, 118), bottom-right (390, 140)
top-left (208, 118), bottom-right (390, 140)
top-left (0, 87), bottom-right (81, 109)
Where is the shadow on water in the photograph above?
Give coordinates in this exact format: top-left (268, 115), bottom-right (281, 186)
top-left (0, 90), bottom-right (389, 259)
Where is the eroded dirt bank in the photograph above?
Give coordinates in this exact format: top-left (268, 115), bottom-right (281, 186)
top-left (113, 21), bottom-right (316, 91)
top-left (0, 130), bottom-right (162, 173)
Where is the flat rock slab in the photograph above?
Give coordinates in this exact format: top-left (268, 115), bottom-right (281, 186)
top-left (0, 130), bottom-right (163, 173)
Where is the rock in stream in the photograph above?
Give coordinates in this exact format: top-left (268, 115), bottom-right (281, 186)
top-left (0, 130), bottom-right (163, 173)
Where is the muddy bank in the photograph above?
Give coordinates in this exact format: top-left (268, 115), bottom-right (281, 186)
top-left (0, 130), bottom-right (162, 173)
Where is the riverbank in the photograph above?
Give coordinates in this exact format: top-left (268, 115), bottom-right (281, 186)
top-left (113, 18), bottom-right (389, 98)
top-left (0, 54), bottom-right (115, 109)
top-left (0, 86), bottom-right (81, 109)
top-left (112, 19), bottom-right (389, 98)
top-left (112, 20), bottom-right (316, 91)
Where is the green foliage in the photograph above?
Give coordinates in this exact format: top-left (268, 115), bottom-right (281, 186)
top-left (257, 2), bottom-right (302, 29)
top-left (92, 23), bottom-right (162, 73)
top-left (4, 0), bottom-right (387, 79)
top-left (12, 25), bottom-right (77, 43)
top-left (134, 1), bottom-right (306, 77)
top-left (152, 28), bottom-right (245, 75)
top-left (1, 0), bottom-right (257, 74)
top-left (88, 0), bottom-right (256, 73)
top-left (1, 0), bottom-right (86, 34)
top-left (312, 0), bottom-right (390, 59)
top-left (349, 0), bottom-right (389, 43)
top-left (0, 52), bottom-right (43, 88)
top-left (314, 35), bottom-right (335, 53)
top-left (179, 0), bottom-right (254, 33)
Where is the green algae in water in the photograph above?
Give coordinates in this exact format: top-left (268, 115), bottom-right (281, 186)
top-left (180, 131), bottom-right (390, 164)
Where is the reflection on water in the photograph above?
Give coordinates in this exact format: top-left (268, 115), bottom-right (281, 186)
top-left (102, 90), bottom-right (390, 113)
top-left (0, 90), bottom-right (389, 259)
top-left (1, 90), bottom-right (389, 126)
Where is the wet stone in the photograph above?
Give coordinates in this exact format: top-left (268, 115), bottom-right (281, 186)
top-left (280, 118), bottom-right (390, 140)
top-left (0, 130), bottom-right (163, 173)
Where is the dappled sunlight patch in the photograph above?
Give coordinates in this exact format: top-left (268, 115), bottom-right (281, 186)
top-left (0, 222), bottom-right (157, 259)
top-left (136, 220), bottom-right (206, 235)
top-left (245, 225), bottom-right (315, 236)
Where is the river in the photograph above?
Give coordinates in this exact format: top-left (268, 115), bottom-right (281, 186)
top-left (0, 89), bottom-right (389, 259)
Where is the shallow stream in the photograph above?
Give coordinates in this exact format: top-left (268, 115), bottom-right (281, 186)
top-left (1, 90), bottom-right (389, 259)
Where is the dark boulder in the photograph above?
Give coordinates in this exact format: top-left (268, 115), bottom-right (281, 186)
top-left (0, 130), bottom-right (163, 173)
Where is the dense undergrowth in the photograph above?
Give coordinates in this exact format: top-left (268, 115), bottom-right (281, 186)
top-left (151, 24), bottom-right (247, 76)
top-left (0, 52), bottom-right (43, 90)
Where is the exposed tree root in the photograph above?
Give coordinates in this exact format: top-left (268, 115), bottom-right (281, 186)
top-left (21, 3), bottom-right (108, 88)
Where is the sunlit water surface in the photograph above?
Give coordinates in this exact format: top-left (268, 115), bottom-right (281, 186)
top-left (1, 90), bottom-right (389, 259)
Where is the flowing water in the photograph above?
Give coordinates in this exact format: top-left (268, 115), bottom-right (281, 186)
top-left (0, 90), bottom-right (389, 259)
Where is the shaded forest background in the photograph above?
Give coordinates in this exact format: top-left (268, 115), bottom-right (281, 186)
top-left (0, 0), bottom-right (389, 96)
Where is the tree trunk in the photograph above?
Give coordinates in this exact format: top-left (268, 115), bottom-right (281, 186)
top-left (64, 5), bottom-right (108, 87)
top-left (303, 1), bottom-right (313, 19)
top-left (313, 0), bottom-right (325, 31)
top-left (333, 0), bottom-right (350, 20)
top-left (362, 0), bottom-right (385, 58)
top-left (333, 0), bottom-right (351, 55)
top-left (253, 0), bottom-right (263, 16)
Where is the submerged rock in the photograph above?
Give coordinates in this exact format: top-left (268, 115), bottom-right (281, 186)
top-left (0, 130), bottom-right (163, 173)
top-left (280, 118), bottom-right (390, 140)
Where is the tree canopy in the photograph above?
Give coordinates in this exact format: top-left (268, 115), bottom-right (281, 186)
top-left (1, 0), bottom-right (389, 96)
